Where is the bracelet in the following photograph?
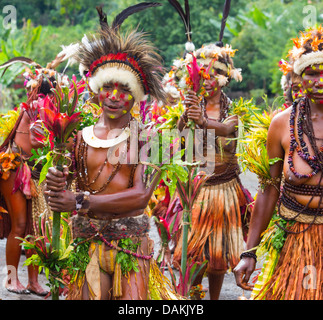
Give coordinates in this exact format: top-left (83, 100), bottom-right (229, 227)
top-left (202, 117), bottom-right (208, 128)
top-left (181, 112), bottom-right (188, 128)
top-left (240, 251), bottom-right (257, 262)
top-left (75, 191), bottom-right (90, 215)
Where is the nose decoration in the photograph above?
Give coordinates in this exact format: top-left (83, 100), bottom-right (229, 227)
top-left (111, 89), bottom-right (118, 100)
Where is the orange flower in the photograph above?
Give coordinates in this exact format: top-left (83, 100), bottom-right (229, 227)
top-left (279, 59), bottom-right (292, 75)
top-left (292, 37), bottom-right (301, 49)
top-left (0, 152), bottom-right (20, 180)
top-left (311, 36), bottom-right (323, 52)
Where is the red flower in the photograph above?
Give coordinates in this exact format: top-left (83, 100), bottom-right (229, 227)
top-left (39, 106), bottom-right (81, 144)
top-left (38, 88), bottom-right (82, 145)
top-left (157, 216), bottom-right (171, 243)
top-left (30, 120), bottom-right (47, 146)
top-left (186, 55), bottom-right (202, 92)
top-left (21, 99), bottom-right (39, 122)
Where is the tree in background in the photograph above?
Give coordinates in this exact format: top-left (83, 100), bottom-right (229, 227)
top-left (0, 0), bottom-right (323, 109)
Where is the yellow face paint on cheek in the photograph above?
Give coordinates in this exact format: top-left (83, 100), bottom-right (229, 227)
top-left (128, 94), bottom-right (133, 101)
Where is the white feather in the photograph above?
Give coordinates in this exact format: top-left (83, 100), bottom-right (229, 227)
top-left (230, 68), bottom-right (243, 82)
top-left (57, 43), bottom-right (80, 65)
top-left (185, 42), bottom-right (195, 52)
top-left (217, 74), bottom-right (228, 87)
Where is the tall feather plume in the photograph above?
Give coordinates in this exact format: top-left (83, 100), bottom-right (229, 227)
top-left (168, 0), bottom-right (191, 42)
top-left (96, 6), bottom-right (109, 32)
top-left (112, 2), bottom-right (162, 30)
top-left (184, 0), bottom-right (191, 42)
top-left (218, 0), bottom-right (231, 47)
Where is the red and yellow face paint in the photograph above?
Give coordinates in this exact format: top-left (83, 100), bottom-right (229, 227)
top-left (98, 82), bottom-right (135, 119)
top-left (302, 64), bottom-right (323, 104)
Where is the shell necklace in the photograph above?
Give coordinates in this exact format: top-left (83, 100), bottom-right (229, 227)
top-left (82, 125), bottom-right (130, 149)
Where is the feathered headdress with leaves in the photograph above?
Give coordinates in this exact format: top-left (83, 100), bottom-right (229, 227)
top-left (288, 25), bottom-right (323, 75)
top-left (195, 0), bottom-right (242, 85)
top-left (74, 3), bottom-right (166, 104)
top-left (0, 55), bottom-right (69, 104)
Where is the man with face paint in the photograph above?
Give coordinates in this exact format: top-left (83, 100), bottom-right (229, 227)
top-left (234, 26), bottom-right (323, 300)
top-left (173, 42), bottom-right (254, 300)
top-left (43, 21), bottom-right (171, 299)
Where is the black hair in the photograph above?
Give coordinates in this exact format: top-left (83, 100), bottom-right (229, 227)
top-left (39, 76), bottom-right (57, 95)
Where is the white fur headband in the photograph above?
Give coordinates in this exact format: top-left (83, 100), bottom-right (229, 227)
top-left (87, 65), bottom-right (145, 103)
top-left (293, 51), bottom-right (323, 75)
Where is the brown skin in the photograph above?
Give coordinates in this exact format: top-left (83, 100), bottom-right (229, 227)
top-left (0, 111), bottom-right (47, 295)
top-left (177, 67), bottom-right (238, 300)
top-left (178, 67), bottom-right (238, 136)
top-left (233, 64), bottom-right (323, 291)
top-left (45, 81), bottom-right (161, 300)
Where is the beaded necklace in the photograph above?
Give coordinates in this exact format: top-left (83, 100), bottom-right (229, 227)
top-left (76, 119), bottom-right (134, 194)
top-left (77, 135), bottom-right (122, 194)
top-left (203, 91), bottom-right (230, 123)
top-left (278, 97), bottom-right (323, 234)
top-left (288, 99), bottom-right (321, 179)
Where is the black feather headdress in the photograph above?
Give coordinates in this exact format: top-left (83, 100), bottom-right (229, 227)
top-left (217, 0), bottom-right (231, 47)
top-left (168, 0), bottom-right (195, 53)
top-left (0, 56), bottom-right (62, 99)
top-left (194, 0), bottom-right (242, 85)
top-left (75, 3), bottom-right (166, 103)
top-left (96, 2), bottom-right (162, 32)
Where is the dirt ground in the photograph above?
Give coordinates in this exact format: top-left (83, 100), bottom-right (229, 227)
top-left (0, 171), bottom-right (259, 301)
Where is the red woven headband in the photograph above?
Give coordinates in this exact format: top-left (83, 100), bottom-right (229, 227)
top-left (87, 53), bottom-right (150, 94)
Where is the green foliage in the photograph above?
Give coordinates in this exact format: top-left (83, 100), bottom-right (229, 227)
top-left (230, 0), bottom-right (323, 95)
top-left (0, 17), bottom-right (43, 110)
top-left (1, 0), bottom-right (323, 109)
top-left (18, 212), bottom-right (74, 291)
top-left (263, 213), bottom-right (295, 253)
top-left (116, 238), bottom-right (141, 275)
top-left (65, 238), bottom-right (91, 281)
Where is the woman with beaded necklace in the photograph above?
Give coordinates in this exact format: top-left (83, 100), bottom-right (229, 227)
top-left (234, 26), bottom-right (323, 300)
top-left (172, 39), bottom-right (251, 300)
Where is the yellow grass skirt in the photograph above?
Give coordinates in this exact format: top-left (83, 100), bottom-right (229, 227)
top-left (67, 238), bottom-right (184, 300)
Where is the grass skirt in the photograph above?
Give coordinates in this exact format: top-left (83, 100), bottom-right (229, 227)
top-left (253, 221), bottom-right (323, 300)
top-left (67, 237), bottom-right (183, 300)
top-left (173, 178), bottom-right (246, 272)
